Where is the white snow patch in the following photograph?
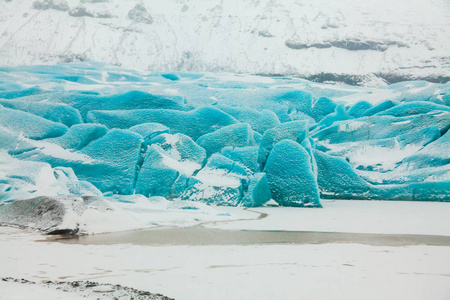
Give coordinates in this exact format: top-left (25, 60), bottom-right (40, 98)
top-left (347, 144), bottom-right (421, 171)
top-left (210, 200), bottom-right (450, 236)
top-left (338, 121), bottom-right (367, 132)
top-left (161, 153), bottom-right (201, 176)
top-left (393, 120), bottom-right (412, 125)
top-left (0, 280), bottom-right (89, 300)
top-left (163, 88), bottom-right (180, 95)
top-left (1, 200), bottom-right (450, 300)
top-left (194, 167), bottom-right (243, 189)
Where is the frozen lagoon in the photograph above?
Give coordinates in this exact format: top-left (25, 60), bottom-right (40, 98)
top-left (53, 200), bottom-right (450, 246)
top-left (1, 200), bottom-right (450, 300)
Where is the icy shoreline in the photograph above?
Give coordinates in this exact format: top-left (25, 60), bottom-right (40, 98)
top-left (1, 200), bottom-right (450, 300)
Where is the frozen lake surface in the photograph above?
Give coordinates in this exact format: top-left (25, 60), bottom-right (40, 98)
top-left (1, 200), bottom-right (450, 300)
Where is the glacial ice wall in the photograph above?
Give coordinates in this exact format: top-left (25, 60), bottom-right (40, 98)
top-left (0, 63), bottom-right (449, 208)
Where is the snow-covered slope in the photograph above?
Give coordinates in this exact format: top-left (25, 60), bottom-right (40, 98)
top-left (0, 0), bottom-right (449, 85)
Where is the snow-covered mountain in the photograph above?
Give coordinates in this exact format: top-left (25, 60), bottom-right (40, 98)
top-left (0, 0), bottom-right (449, 85)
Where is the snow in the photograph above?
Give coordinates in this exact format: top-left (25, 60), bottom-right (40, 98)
top-left (325, 141), bottom-right (422, 171)
top-left (0, 280), bottom-right (90, 300)
top-left (50, 196), bottom-right (260, 234)
top-left (2, 240), bottom-right (449, 300)
top-left (33, 140), bottom-right (95, 163)
top-left (338, 121), bottom-right (367, 132)
top-left (1, 200), bottom-right (450, 300)
top-left (0, 2), bottom-right (449, 299)
top-left (209, 200), bottom-right (450, 236)
top-left (161, 154), bottom-right (200, 176)
top-left (194, 167), bottom-right (243, 190)
top-left (0, 0), bottom-right (449, 84)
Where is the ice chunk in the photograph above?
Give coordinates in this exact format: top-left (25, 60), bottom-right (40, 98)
top-left (1, 65), bottom-right (449, 205)
top-left (274, 90), bottom-right (315, 117)
top-left (315, 104), bottom-right (350, 129)
top-left (0, 126), bottom-right (36, 155)
top-left (87, 107), bottom-right (238, 140)
top-left (323, 126), bottom-right (441, 171)
top-left (361, 100), bottom-right (398, 116)
top-left (357, 164), bottom-right (450, 185)
top-left (135, 134), bottom-right (204, 197)
top-left (311, 97), bottom-right (337, 122)
top-left (78, 129), bottom-right (143, 194)
top-left (150, 133), bottom-right (206, 165)
top-left (52, 167), bottom-right (102, 197)
top-left (255, 110), bottom-right (282, 133)
top-left (0, 106), bottom-right (68, 140)
top-left (0, 86), bottom-right (44, 99)
top-left (241, 173), bottom-right (272, 207)
top-left (258, 121), bottom-right (309, 167)
top-left (65, 90), bottom-right (185, 119)
top-left (181, 154), bottom-right (247, 206)
top-left (202, 153), bottom-right (248, 176)
top-left (288, 110), bottom-right (316, 126)
top-left (221, 146), bottom-right (259, 174)
top-left (367, 181), bottom-right (450, 202)
top-left (270, 106), bottom-right (294, 123)
top-left (375, 101), bottom-right (450, 117)
top-left (161, 73), bottom-right (181, 81)
top-left (396, 126), bottom-right (441, 148)
top-left (46, 123), bottom-right (108, 150)
top-left (0, 99), bottom-right (82, 127)
top-left (313, 149), bottom-right (371, 199)
top-left (301, 138), bottom-right (318, 177)
top-left (444, 93), bottom-right (450, 106)
top-left (391, 81), bottom-right (447, 105)
top-left (129, 122), bottom-right (170, 142)
top-left (312, 149), bottom-right (450, 201)
top-left (197, 123), bottom-right (256, 156)
top-left (0, 152), bottom-right (101, 202)
top-left (135, 145), bottom-right (187, 197)
top-left (0, 155), bottom-right (65, 202)
top-left (347, 101), bottom-right (373, 118)
top-left (313, 112), bottom-right (450, 144)
top-left (407, 181), bottom-right (450, 201)
top-left (400, 130), bottom-right (450, 169)
top-left (263, 140), bottom-right (321, 207)
top-left (217, 105), bottom-right (280, 134)
top-left (169, 174), bottom-right (190, 198)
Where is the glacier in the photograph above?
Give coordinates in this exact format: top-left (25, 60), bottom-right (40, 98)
top-left (0, 63), bottom-right (449, 228)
